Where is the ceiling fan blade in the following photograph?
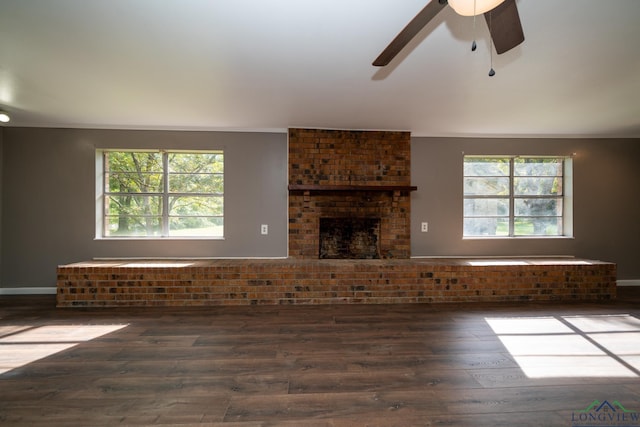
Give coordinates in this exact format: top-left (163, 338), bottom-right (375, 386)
top-left (484, 0), bottom-right (525, 54)
top-left (373, 0), bottom-right (448, 66)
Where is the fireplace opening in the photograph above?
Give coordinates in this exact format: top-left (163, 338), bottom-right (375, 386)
top-left (319, 217), bottom-right (380, 259)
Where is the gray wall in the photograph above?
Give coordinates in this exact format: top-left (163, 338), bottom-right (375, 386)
top-left (1, 128), bottom-right (288, 288)
top-left (411, 137), bottom-right (640, 280)
top-left (1, 129), bottom-right (639, 289)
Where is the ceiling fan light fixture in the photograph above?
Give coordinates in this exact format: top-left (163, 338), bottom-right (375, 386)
top-left (448, 0), bottom-right (506, 16)
top-left (0, 110), bottom-right (10, 123)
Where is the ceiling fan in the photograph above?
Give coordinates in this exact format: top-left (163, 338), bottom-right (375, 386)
top-left (373, 0), bottom-right (525, 67)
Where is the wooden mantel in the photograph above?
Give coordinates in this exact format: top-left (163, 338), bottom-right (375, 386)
top-left (288, 184), bottom-right (417, 192)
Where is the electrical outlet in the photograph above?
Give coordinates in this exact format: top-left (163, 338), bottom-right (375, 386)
top-left (421, 222), bottom-right (428, 232)
top-left (261, 224), bottom-right (268, 235)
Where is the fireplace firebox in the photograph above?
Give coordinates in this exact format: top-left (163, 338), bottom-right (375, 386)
top-left (319, 217), bottom-right (380, 259)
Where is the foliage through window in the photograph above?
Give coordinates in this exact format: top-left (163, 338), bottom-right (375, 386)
top-left (463, 156), bottom-right (570, 237)
top-left (100, 150), bottom-right (223, 238)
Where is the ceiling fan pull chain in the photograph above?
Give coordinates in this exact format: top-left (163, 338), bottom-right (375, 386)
top-left (471, 0), bottom-right (477, 51)
top-left (488, 10), bottom-right (496, 76)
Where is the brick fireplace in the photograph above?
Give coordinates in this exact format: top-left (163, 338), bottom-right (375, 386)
top-left (288, 128), bottom-right (416, 259)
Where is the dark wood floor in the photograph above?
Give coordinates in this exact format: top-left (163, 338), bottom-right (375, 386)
top-left (1, 288), bottom-right (639, 426)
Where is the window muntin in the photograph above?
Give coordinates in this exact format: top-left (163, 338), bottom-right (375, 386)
top-left (102, 150), bottom-right (223, 238)
top-left (463, 156), bottom-right (567, 237)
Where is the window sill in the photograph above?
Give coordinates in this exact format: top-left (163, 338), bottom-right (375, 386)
top-left (463, 235), bottom-right (574, 240)
top-left (95, 236), bottom-right (226, 241)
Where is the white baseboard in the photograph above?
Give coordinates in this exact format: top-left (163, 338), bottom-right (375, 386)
top-left (0, 287), bottom-right (57, 295)
top-left (617, 280), bottom-right (640, 287)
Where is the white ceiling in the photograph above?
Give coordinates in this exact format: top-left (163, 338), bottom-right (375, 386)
top-left (1, 0), bottom-right (639, 137)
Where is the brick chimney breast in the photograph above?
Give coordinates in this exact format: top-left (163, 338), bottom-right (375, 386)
top-left (288, 128), bottom-right (413, 259)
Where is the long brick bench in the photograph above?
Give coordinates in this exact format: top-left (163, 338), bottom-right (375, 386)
top-left (56, 258), bottom-right (617, 307)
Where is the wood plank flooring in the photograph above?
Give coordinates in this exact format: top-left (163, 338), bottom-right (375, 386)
top-left (1, 288), bottom-right (639, 426)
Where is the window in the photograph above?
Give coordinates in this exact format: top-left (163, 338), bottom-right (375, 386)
top-left (463, 156), bottom-right (572, 237)
top-left (98, 150), bottom-right (224, 238)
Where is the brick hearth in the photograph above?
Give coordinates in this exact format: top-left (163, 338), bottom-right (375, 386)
top-left (56, 258), bottom-right (616, 307)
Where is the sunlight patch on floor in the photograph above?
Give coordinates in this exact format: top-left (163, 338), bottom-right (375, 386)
top-left (587, 332), bottom-right (640, 371)
top-left (564, 314), bottom-right (640, 332)
top-left (485, 314), bottom-right (640, 378)
top-left (0, 324), bottom-right (128, 375)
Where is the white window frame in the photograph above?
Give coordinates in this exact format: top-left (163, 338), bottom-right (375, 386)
top-left (96, 149), bottom-right (224, 239)
top-left (463, 155), bottom-right (573, 238)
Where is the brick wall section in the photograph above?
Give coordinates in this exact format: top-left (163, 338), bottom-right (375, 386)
top-left (288, 128), bottom-right (411, 186)
top-left (288, 128), bottom-right (412, 258)
top-left (57, 259), bottom-right (617, 307)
